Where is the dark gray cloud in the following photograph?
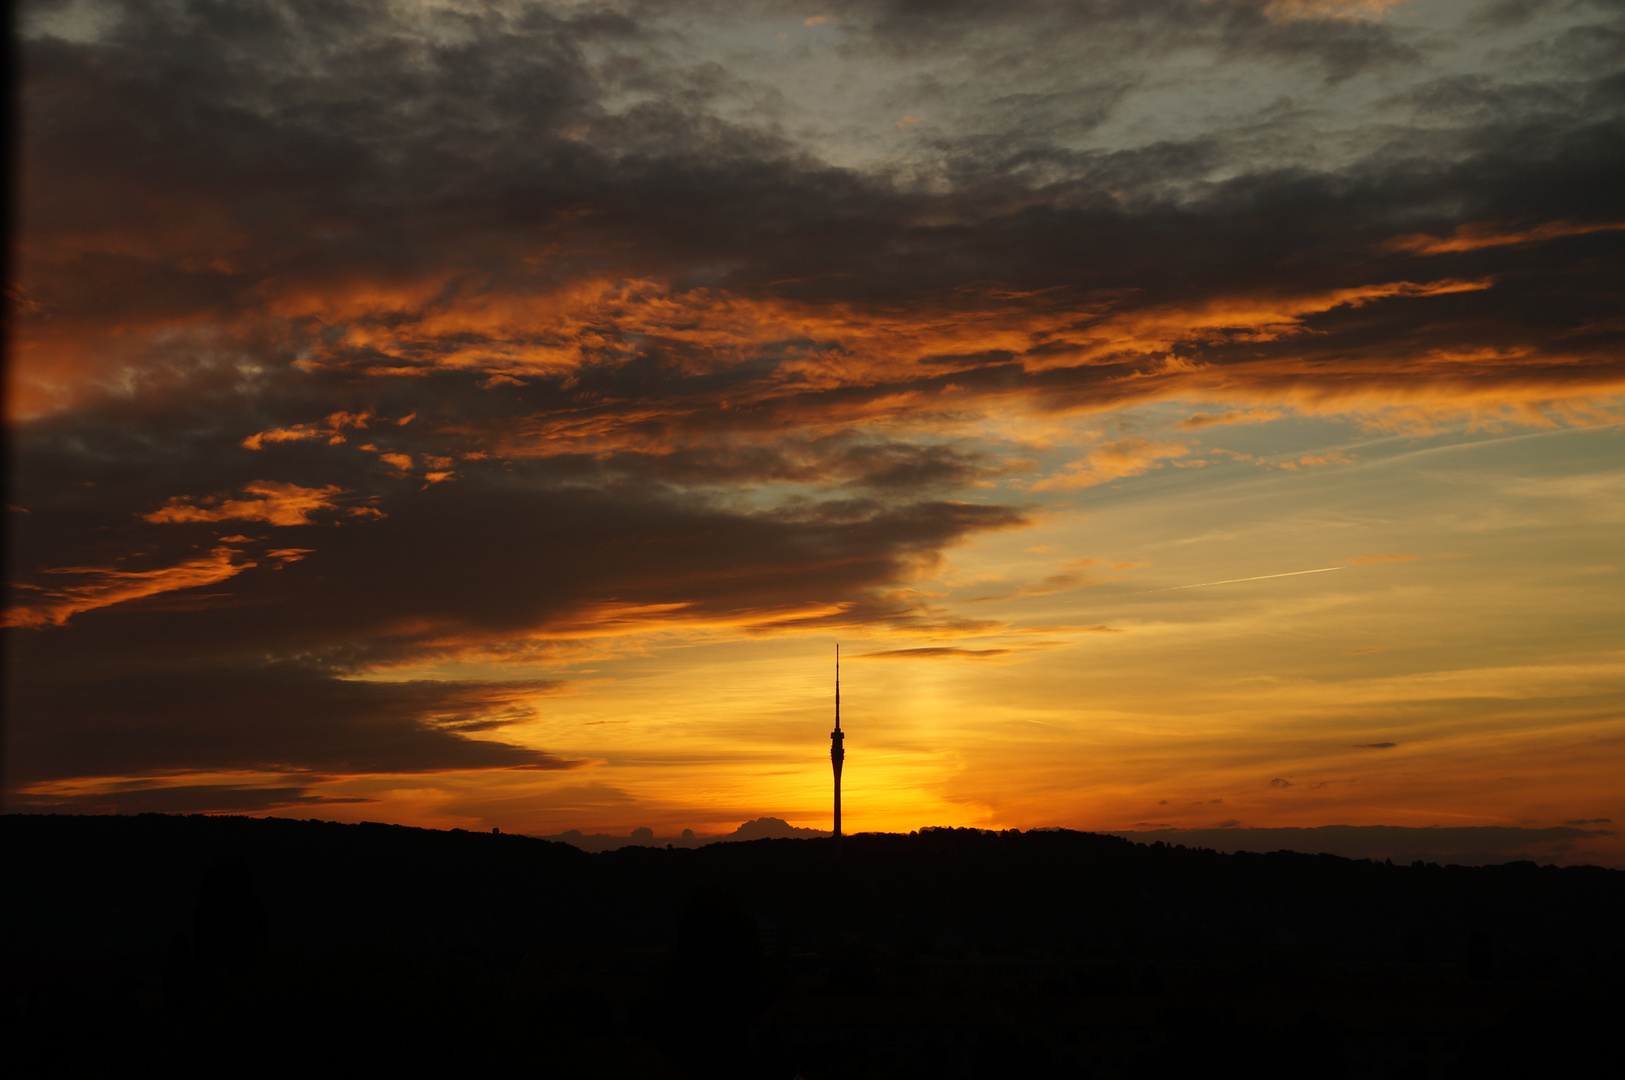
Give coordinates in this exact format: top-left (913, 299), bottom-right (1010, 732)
top-left (6, 783), bottom-right (376, 815)
top-left (5, 457), bottom-right (1021, 784)
top-left (3, 657), bottom-right (577, 785)
top-left (18, 0), bottom-right (1624, 405)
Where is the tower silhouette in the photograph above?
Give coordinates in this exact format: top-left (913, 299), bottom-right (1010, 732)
top-left (831, 645), bottom-right (845, 854)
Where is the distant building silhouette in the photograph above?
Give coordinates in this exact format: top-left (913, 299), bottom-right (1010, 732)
top-left (831, 645), bottom-right (845, 854)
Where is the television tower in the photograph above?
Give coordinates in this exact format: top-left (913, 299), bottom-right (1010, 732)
top-left (831, 644), bottom-right (845, 853)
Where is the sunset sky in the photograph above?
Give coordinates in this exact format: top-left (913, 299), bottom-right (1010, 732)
top-left (9, 0), bottom-right (1623, 864)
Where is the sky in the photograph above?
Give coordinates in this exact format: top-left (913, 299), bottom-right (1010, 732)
top-left (8, 0), bottom-right (1623, 865)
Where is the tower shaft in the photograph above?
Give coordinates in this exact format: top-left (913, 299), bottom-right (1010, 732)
top-left (831, 728), bottom-right (844, 836)
top-left (831, 645), bottom-right (844, 846)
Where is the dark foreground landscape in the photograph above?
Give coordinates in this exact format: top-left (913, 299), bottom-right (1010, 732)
top-left (5, 815), bottom-right (1621, 1078)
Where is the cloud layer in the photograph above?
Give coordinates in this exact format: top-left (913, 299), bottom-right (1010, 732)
top-left (8, 0), bottom-right (1623, 820)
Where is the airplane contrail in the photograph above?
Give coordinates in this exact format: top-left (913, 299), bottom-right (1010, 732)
top-left (1159, 566), bottom-right (1346, 591)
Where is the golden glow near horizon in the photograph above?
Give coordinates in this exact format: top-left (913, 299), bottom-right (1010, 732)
top-left (362, 420), bottom-right (1622, 854)
top-left (7, 1), bottom-right (1623, 866)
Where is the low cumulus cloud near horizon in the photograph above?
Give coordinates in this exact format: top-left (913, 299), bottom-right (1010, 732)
top-left (7, 0), bottom-right (1624, 826)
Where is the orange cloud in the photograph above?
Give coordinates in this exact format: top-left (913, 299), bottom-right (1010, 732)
top-left (14, 257), bottom-right (1614, 451)
top-left (1180, 408), bottom-right (1284, 429)
top-left (317, 276), bottom-right (1032, 386)
top-left (1259, 0), bottom-right (1408, 19)
top-left (1017, 278), bottom-right (1495, 376)
top-left (242, 411), bottom-right (375, 450)
top-left (1386, 220), bottom-right (1625, 256)
top-left (4, 546), bottom-right (255, 628)
top-left (242, 426), bottom-right (320, 450)
top-left (378, 452), bottom-right (414, 473)
top-left (262, 273), bottom-right (1491, 396)
top-left (1033, 439), bottom-right (1191, 490)
top-left (1276, 451), bottom-right (1356, 470)
top-left (143, 481), bottom-right (361, 526)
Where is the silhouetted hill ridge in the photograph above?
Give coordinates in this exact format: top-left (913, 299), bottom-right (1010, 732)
top-left (5, 814), bottom-right (1623, 1078)
top-left (7, 813), bottom-right (1621, 961)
